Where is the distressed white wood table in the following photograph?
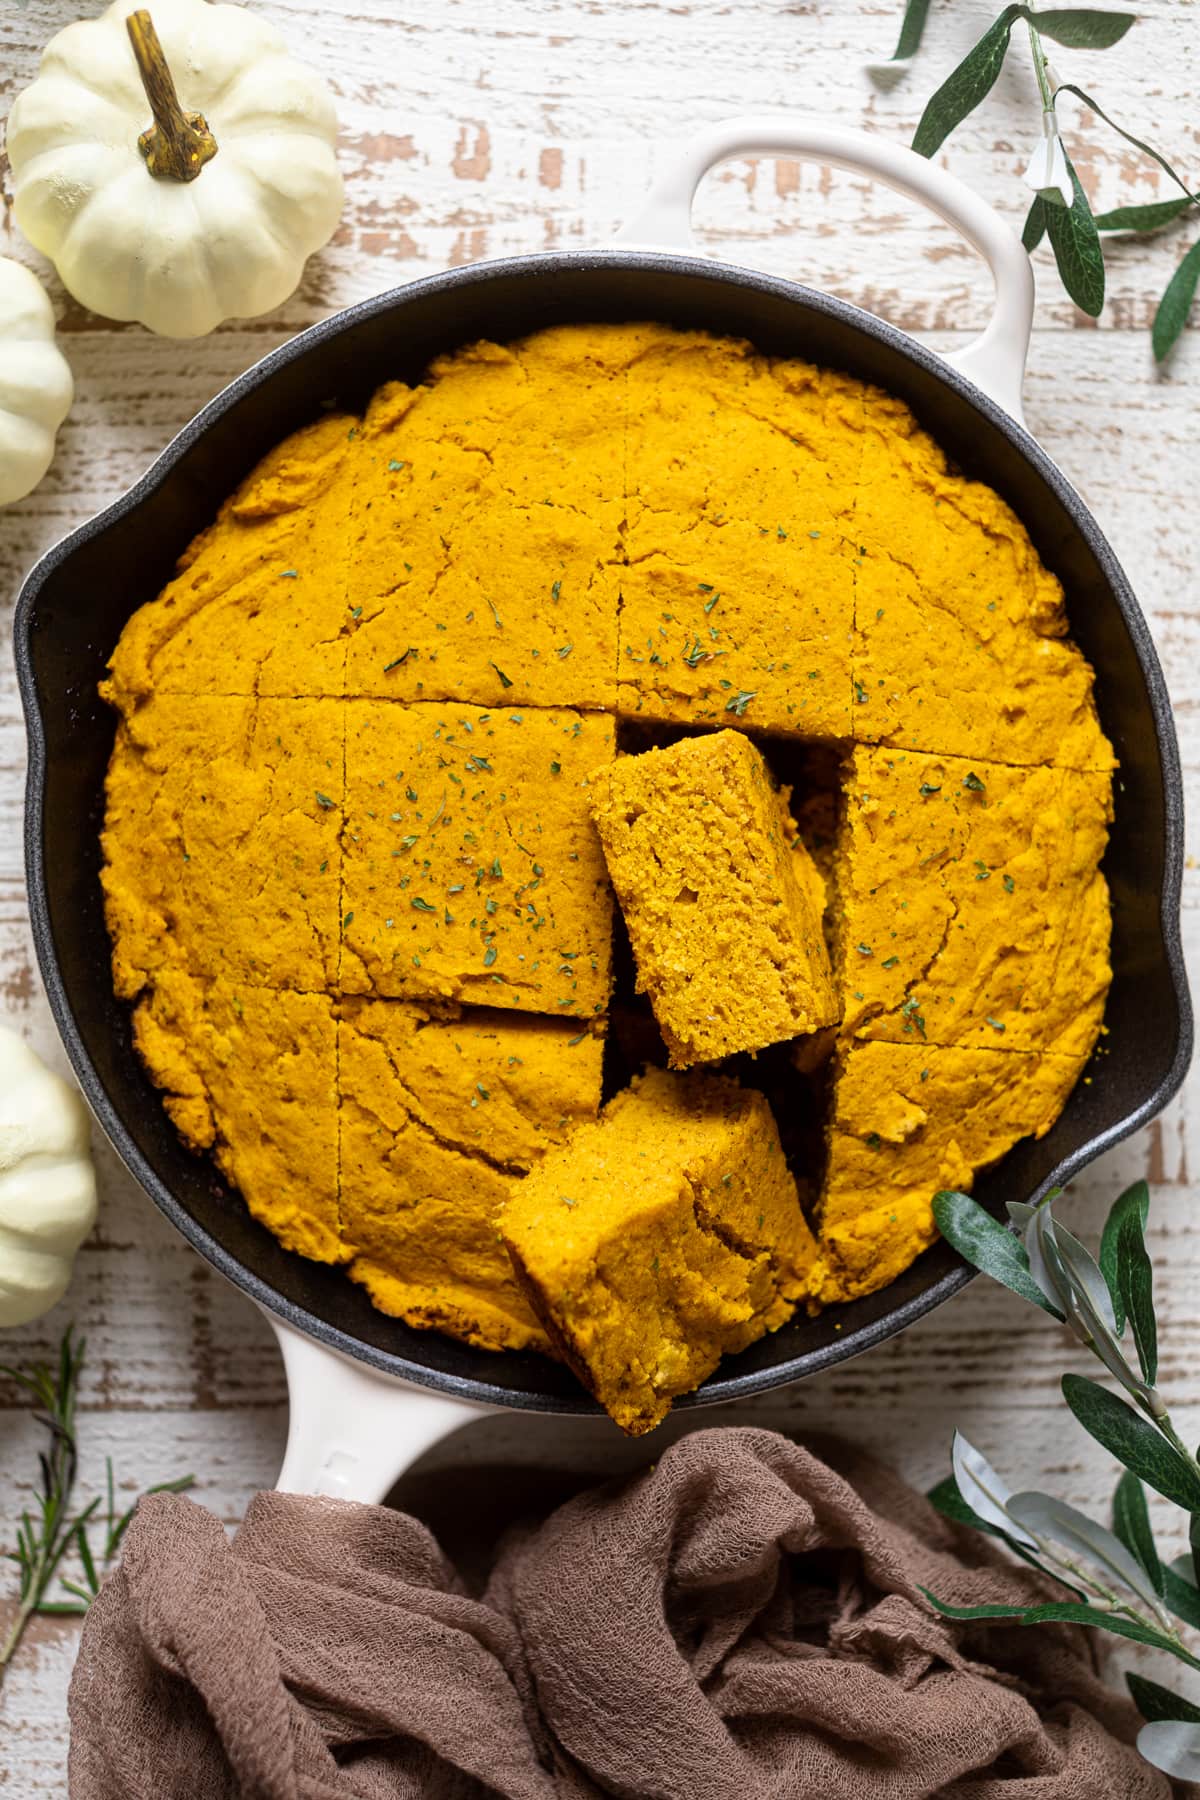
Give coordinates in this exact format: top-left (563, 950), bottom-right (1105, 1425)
top-left (1, 0), bottom-right (1197, 1786)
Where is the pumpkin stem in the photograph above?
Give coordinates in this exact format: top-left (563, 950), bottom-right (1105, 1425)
top-left (126, 9), bottom-right (218, 183)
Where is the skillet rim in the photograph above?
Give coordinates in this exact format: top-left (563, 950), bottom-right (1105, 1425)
top-left (14, 248), bottom-right (1193, 1413)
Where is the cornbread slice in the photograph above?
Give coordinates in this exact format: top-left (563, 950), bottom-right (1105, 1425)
top-left (615, 517), bottom-right (854, 738)
top-left (815, 1040), bottom-right (1087, 1305)
top-left (101, 694), bottom-right (344, 998)
top-left (589, 731), bottom-right (837, 1065)
top-left (340, 1000), bottom-right (605, 1351)
top-left (500, 1068), bottom-right (818, 1434)
top-left (341, 701), bottom-right (614, 1015)
top-left (851, 394), bottom-right (1114, 772)
top-left (834, 745), bottom-right (1112, 1057)
top-left (132, 969), bottom-right (342, 1265)
top-left (103, 412), bottom-right (359, 708)
top-left (624, 326), bottom-right (864, 532)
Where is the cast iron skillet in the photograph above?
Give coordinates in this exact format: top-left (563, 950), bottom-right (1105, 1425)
top-left (13, 121), bottom-right (1192, 1453)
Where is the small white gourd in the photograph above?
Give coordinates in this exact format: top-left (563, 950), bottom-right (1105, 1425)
top-left (0, 1028), bottom-right (98, 1328)
top-left (0, 258), bottom-right (73, 508)
top-left (7, 0), bottom-right (344, 339)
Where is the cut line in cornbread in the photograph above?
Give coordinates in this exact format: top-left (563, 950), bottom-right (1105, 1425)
top-left (341, 701), bottom-right (615, 1015)
top-left (132, 968), bottom-right (343, 1267)
top-left (814, 1039), bottom-right (1088, 1306)
top-left (501, 1068), bottom-right (818, 1434)
top-left (833, 744), bottom-right (1112, 1057)
top-left (340, 999), bottom-right (605, 1352)
top-left (589, 730), bottom-right (838, 1067)
top-left (101, 693), bottom-right (345, 998)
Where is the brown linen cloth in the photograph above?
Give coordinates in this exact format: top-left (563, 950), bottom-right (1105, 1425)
top-left (68, 1426), bottom-right (1170, 1799)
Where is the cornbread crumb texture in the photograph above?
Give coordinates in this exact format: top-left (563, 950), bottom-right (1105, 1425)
top-left (131, 968), bottom-right (341, 1266)
top-left (341, 1000), bottom-right (604, 1352)
top-left (101, 693), bottom-right (344, 999)
top-left (502, 1067), bottom-right (818, 1434)
top-left (589, 730), bottom-right (837, 1066)
top-left (834, 744), bottom-right (1112, 1058)
top-left (815, 1040), bottom-right (1087, 1304)
top-left (341, 701), bottom-right (614, 1016)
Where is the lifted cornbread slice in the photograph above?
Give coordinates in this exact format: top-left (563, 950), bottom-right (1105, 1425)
top-left (624, 326), bottom-right (864, 532)
top-left (132, 969), bottom-right (342, 1265)
top-left (851, 394), bottom-right (1113, 772)
top-left (341, 701), bottom-right (614, 1015)
top-left (815, 1040), bottom-right (1087, 1304)
top-left (589, 731), bottom-right (838, 1066)
top-left (500, 1068), bottom-right (818, 1434)
top-left (103, 413), bottom-right (360, 708)
top-left (834, 745), bottom-right (1112, 1057)
top-left (616, 516), bottom-right (854, 738)
top-left (102, 695), bottom-right (344, 998)
top-left (340, 1000), bottom-right (605, 1350)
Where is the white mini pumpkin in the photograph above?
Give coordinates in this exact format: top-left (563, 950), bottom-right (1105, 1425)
top-left (0, 1028), bottom-right (98, 1329)
top-left (0, 258), bottom-right (73, 508)
top-left (7, 0), bottom-right (344, 339)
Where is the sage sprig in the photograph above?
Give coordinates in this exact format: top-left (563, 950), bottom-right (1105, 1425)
top-left (882, 2), bottom-right (1199, 357)
top-left (929, 1182), bottom-right (1200, 1781)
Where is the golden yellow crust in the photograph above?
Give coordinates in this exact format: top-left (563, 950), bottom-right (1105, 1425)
top-left (589, 730), bottom-right (837, 1065)
top-left (501, 1068), bottom-right (818, 1433)
top-left (341, 1000), bottom-right (604, 1351)
top-left (341, 701), bottom-right (615, 1015)
top-left (833, 744), bottom-right (1112, 1058)
top-left (814, 1039), bottom-right (1089, 1304)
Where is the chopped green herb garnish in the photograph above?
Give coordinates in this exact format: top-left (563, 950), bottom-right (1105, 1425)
top-left (962, 771), bottom-right (986, 793)
top-left (551, 580), bottom-right (562, 601)
top-left (388, 459), bottom-right (405, 472)
top-left (918, 783), bottom-right (940, 797)
top-left (725, 690), bottom-right (755, 717)
top-left (483, 945), bottom-right (498, 968)
top-left (411, 897), bottom-right (437, 913)
top-left (854, 680), bottom-right (869, 704)
top-left (1003, 873), bottom-right (1016, 893)
top-left (986, 1016), bottom-right (1006, 1033)
top-left (383, 647), bottom-right (417, 671)
top-left (549, 760), bottom-right (561, 775)
top-left (279, 568), bottom-right (298, 579)
top-left (314, 791), bottom-right (335, 809)
top-left (556, 643), bottom-right (573, 659)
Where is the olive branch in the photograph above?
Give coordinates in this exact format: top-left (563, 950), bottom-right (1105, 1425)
top-left (929, 1180), bottom-right (1200, 1782)
top-left (877, 3), bottom-right (1199, 359)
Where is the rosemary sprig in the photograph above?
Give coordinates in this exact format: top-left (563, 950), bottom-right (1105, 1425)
top-left (882, 2), bottom-right (1199, 359)
top-left (929, 1181), bottom-right (1200, 1782)
top-left (0, 1326), bottom-right (194, 1684)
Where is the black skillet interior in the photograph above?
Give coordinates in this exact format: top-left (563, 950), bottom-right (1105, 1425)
top-left (15, 253), bottom-right (1192, 1414)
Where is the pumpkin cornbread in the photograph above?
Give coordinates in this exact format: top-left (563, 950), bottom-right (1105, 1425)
top-left (341, 700), bottom-right (614, 1014)
top-left (102, 693), bottom-right (344, 998)
top-left (340, 1000), bottom-right (604, 1350)
top-left (501, 1068), bottom-right (818, 1434)
top-left (132, 968), bottom-right (342, 1266)
top-left (589, 730), bottom-right (837, 1065)
top-left (814, 1040), bottom-right (1089, 1304)
top-left (100, 318), bottom-right (1115, 1416)
top-left (103, 412), bottom-right (359, 707)
top-left (833, 744), bottom-right (1112, 1057)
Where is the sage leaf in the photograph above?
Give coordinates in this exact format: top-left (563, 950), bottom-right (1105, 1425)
top-left (1137, 1721), bottom-right (1200, 1781)
top-left (1117, 1210), bottom-right (1157, 1384)
top-left (1055, 85), bottom-right (1199, 209)
top-left (1100, 1180), bottom-right (1148, 1333)
top-left (1128, 1671), bottom-right (1200, 1725)
top-left (928, 1475), bottom-right (1071, 1580)
top-left (1020, 1210), bottom-right (1141, 1397)
top-left (1096, 197), bottom-right (1197, 234)
top-left (1163, 1560), bottom-right (1200, 1630)
top-left (1044, 154), bottom-right (1105, 316)
top-left (1029, 8), bottom-right (1135, 49)
top-left (1017, 1203), bottom-right (1117, 1335)
top-left (1153, 239), bottom-right (1200, 362)
top-left (920, 1591), bottom-right (1197, 1660)
top-left (933, 1191), bottom-right (1063, 1318)
top-left (1190, 1510), bottom-right (1200, 1588)
top-left (952, 1432), bottom-right (1037, 1546)
top-left (892, 0), bottom-right (933, 59)
top-left (912, 7), bottom-right (1022, 159)
top-left (1023, 196), bottom-right (1049, 252)
top-left (1007, 1489), bottom-right (1164, 1614)
top-left (1112, 1470), bottom-right (1164, 1596)
top-left (1062, 1373), bottom-right (1200, 1511)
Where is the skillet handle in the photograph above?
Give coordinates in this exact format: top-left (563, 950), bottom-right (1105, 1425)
top-left (268, 1314), bottom-right (490, 1503)
top-left (614, 116), bottom-right (1034, 427)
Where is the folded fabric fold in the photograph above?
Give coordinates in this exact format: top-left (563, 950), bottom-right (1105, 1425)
top-left (68, 1428), bottom-right (1169, 1799)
